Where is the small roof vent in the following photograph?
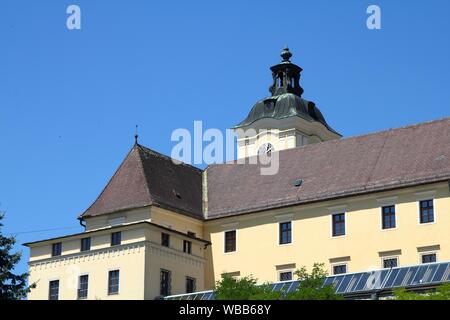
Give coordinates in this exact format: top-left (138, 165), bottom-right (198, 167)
top-left (172, 189), bottom-right (182, 199)
top-left (293, 179), bottom-right (303, 187)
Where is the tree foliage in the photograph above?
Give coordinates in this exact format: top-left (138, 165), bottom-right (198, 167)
top-left (392, 283), bottom-right (450, 300)
top-left (0, 211), bottom-right (35, 300)
top-left (214, 263), bottom-right (342, 300)
top-left (214, 275), bottom-right (282, 300)
top-left (286, 263), bottom-right (343, 300)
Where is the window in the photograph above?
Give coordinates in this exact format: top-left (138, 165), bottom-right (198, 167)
top-left (108, 270), bottom-right (120, 295)
top-left (279, 222), bottom-right (292, 245)
top-left (383, 257), bottom-right (398, 269)
top-left (419, 199), bottom-right (434, 224)
top-left (48, 280), bottom-right (59, 300)
top-left (52, 243), bottom-right (62, 257)
top-left (80, 237), bottom-right (91, 252)
top-left (186, 277), bottom-right (196, 294)
top-left (224, 230), bottom-right (236, 253)
top-left (77, 275), bottom-right (89, 299)
top-left (382, 205), bottom-right (396, 229)
top-left (111, 232), bottom-right (121, 246)
top-left (421, 253), bottom-right (437, 264)
top-left (332, 213), bottom-right (345, 237)
top-left (161, 233), bottom-right (170, 247)
top-left (279, 271), bottom-right (293, 281)
top-left (183, 240), bottom-right (192, 254)
top-left (332, 264), bottom-right (347, 275)
top-left (160, 269), bottom-right (171, 296)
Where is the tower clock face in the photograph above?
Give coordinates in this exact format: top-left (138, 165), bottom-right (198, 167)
top-left (258, 143), bottom-right (274, 155)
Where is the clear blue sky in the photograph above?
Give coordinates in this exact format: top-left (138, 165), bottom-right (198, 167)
top-left (1, 0), bottom-right (449, 275)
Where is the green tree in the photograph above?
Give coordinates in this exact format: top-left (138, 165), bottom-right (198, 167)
top-left (285, 263), bottom-right (343, 300)
top-left (214, 275), bottom-right (282, 300)
top-left (393, 283), bottom-right (450, 300)
top-left (214, 264), bottom-right (342, 300)
top-left (0, 211), bottom-right (35, 300)
top-left (214, 275), bottom-right (281, 300)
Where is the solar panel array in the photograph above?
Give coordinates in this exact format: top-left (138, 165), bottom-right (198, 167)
top-left (165, 261), bottom-right (450, 300)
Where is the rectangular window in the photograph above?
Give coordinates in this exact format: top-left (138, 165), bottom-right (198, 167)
top-left (52, 243), bottom-right (62, 257)
top-left (383, 257), bottom-right (398, 269)
top-left (421, 253), bottom-right (437, 264)
top-left (186, 277), bottom-right (196, 294)
top-left (224, 230), bottom-right (236, 253)
top-left (419, 199), bottom-right (434, 224)
top-left (108, 270), bottom-right (120, 295)
top-left (279, 271), bottom-right (293, 281)
top-left (332, 213), bottom-right (345, 237)
top-left (381, 205), bottom-right (396, 229)
top-left (111, 232), bottom-right (121, 246)
top-left (80, 237), bottom-right (91, 252)
top-left (48, 280), bottom-right (59, 300)
top-left (183, 240), bottom-right (192, 254)
top-left (279, 222), bottom-right (292, 245)
top-left (160, 269), bottom-right (171, 297)
top-left (77, 275), bottom-right (89, 299)
top-left (161, 233), bottom-right (170, 247)
top-left (333, 264), bottom-right (347, 275)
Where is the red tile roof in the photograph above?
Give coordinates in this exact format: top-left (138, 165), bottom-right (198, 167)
top-left (80, 144), bottom-right (203, 219)
top-left (205, 117), bottom-right (450, 218)
top-left (80, 118), bottom-right (450, 221)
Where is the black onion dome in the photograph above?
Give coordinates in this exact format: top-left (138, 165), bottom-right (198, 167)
top-left (232, 93), bottom-right (340, 135)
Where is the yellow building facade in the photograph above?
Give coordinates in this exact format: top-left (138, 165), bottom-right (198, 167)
top-left (25, 49), bottom-right (450, 299)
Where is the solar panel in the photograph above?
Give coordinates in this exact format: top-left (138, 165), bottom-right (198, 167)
top-left (431, 263), bottom-right (447, 282)
top-left (404, 266), bottom-right (419, 286)
top-left (392, 268), bottom-right (408, 287)
top-left (335, 274), bottom-right (352, 293)
top-left (286, 280), bottom-right (300, 293)
top-left (323, 276), bottom-right (335, 287)
top-left (165, 262), bottom-right (450, 300)
top-left (272, 283), bottom-right (284, 291)
top-left (411, 265), bottom-right (428, 285)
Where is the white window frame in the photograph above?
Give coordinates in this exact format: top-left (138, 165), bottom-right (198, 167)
top-left (77, 273), bottom-right (90, 300)
top-left (331, 263), bottom-right (348, 275)
top-left (420, 251), bottom-right (438, 264)
top-left (106, 268), bottom-right (121, 296)
top-left (381, 256), bottom-right (399, 269)
top-left (278, 269), bottom-right (294, 282)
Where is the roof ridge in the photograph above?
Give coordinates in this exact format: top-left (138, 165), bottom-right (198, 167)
top-left (335, 116), bottom-right (450, 143)
top-left (207, 116), bottom-right (450, 168)
top-left (135, 145), bottom-right (154, 206)
top-left (137, 144), bottom-right (204, 172)
top-left (79, 144), bottom-right (152, 219)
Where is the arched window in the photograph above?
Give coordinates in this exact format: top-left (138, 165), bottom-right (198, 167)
top-left (278, 73), bottom-right (283, 87)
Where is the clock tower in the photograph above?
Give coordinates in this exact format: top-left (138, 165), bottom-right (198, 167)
top-left (232, 48), bottom-right (341, 159)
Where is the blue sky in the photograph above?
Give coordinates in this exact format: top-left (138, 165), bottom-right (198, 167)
top-left (1, 0), bottom-right (449, 275)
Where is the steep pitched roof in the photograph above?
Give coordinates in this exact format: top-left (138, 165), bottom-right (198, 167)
top-left (206, 117), bottom-right (450, 218)
top-left (80, 144), bottom-right (203, 219)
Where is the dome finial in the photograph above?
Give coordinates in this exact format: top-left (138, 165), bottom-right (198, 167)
top-left (281, 46), bottom-right (292, 62)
